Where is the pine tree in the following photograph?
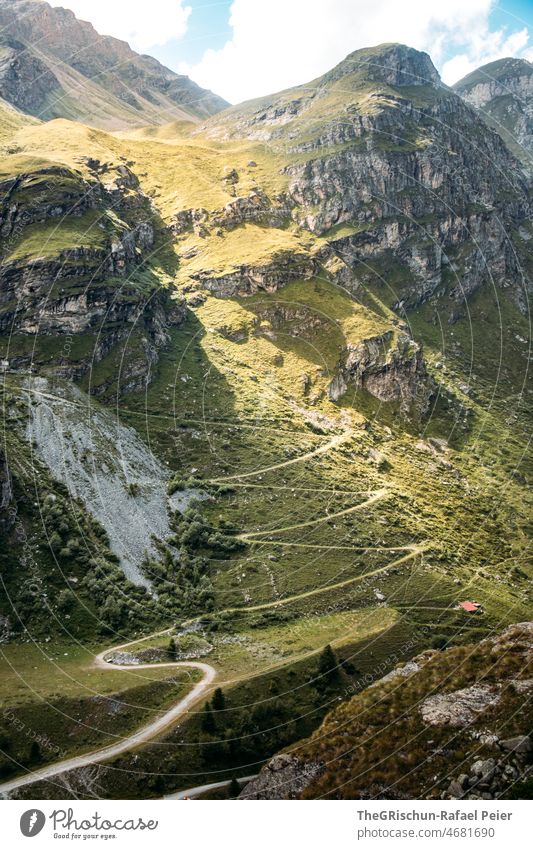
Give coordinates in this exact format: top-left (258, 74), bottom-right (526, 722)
top-left (211, 687), bottom-right (225, 711)
top-left (167, 638), bottom-right (176, 659)
top-left (317, 644), bottom-right (340, 686)
top-left (201, 703), bottom-right (216, 734)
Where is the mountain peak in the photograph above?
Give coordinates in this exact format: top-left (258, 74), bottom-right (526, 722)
top-left (453, 56), bottom-right (532, 171)
top-left (326, 43), bottom-right (442, 88)
top-left (454, 56), bottom-right (532, 93)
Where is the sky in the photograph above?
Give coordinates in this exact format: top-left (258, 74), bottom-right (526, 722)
top-left (53, 0), bottom-right (533, 103)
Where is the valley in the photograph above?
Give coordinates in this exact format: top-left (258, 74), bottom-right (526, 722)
top-left (0, 2), bottom-right (531, 801)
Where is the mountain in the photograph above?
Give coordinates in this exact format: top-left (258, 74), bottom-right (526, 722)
top-left (453, 57), bottom-right (533, 172)
top-left (0, 0), bottom-right (228, 129)
top-left (0, 41), bottom-right (532, 800)
top-left (195, 43), bottom-right (530, 319)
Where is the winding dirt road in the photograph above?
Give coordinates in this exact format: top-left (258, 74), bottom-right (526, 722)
top-left (0, 646), bottom-right (216, 796)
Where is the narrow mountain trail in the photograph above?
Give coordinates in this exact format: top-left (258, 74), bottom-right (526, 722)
top-left (0, 648), bottom-right (216, 796)
top-left (164, 774), bottom-right (258, 800)
top-left (239, 488), bottom-right (388, 538)
top-left (209, 429), bottom-right (353, 482)
top-left (217, 545), bottom-right (429, 614)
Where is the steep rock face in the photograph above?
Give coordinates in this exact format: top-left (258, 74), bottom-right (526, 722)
top-left (0, 161), bottom-right (185, 385)
top-left (453, 58), bottom-right (533, 172)
top-left (0, 447), bottom-right (13, 530)
top-left (0, 0), bottom-right (227, 126)
top-left (171, 189), bottom-right (292, 237)
top-left (328, 330), bottom-right (433, 413)
top-left (240, 754), bottom-right (324, 801)
top-left (284, 97), bottom-right (529, 311)
top-left (0, 35), bottom-right (60, 114)
top-left (190, 250), bottom-right (319, 297)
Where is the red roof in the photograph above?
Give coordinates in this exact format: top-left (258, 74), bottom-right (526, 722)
top-left (459, 601), bottom-right (481, 612)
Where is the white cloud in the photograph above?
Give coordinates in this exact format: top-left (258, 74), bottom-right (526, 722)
top-left (179, 0), bottom-right (532, 103)
top-left (440, 26), bottom-right (530, 83)
top-left (52, 0), bottom-right (191, 52)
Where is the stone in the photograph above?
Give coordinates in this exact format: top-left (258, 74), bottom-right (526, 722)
top-left (471, 758), bottom-right (496, 779)
top-left (500, 736), bottom-right (533, 754)
top-left (239, 754), bottom-right (324, 800)
top-left (420, 684), bottom-right (501, 727)
top-left (447, 780), bottom-right (465, 798)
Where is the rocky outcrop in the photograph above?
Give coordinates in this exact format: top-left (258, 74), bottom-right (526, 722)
top-left (244, 623), bottom-right (533, 800)
top-left (0, 166), bottom-right (98, 239)
top-left (420, 683), bottom-right (502, 727)
top-left (328, 330), bottom-right (433, 413)
top-left (240, 754), bottom-right (324, 800)
top-left (191, 250), bottom-right (319, 297)
top-left (171, 189), bottom-right (292, 237)
top-left (444, 734), bottom-right (533, 801)
top-left (0, 447), bottom-right (13, 530)
top-left (204, 44), bottom-right (531, 313)
top-left (0, 35), bottom-right (60, 114)
top-left (0, 161), bottom-right (185, 386)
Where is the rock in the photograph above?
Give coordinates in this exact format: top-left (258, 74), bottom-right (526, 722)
top-left (0, 447), bottom-right (13, 529)
top-left (479, 733), bottom-right (499, 746)
top-left (427, 437), bottom-right (448, 452)
top-left (330, 331), bottom-right (434, 415)
top-left (328, 372), bottom-right (347, 401)
top-left (420, 683), bottom-right (501, 727)
top-left (510, 679), bottom-right (533, 693)
top-left (447, 780), bottom-right (465, 798)
top-left (471, 758), bottom-right (496, 780)
top-left (192, 251), bottom-right (319, 297)
top-left (499, 736), bottom-right (533, 754)
top-left (239, 754), bottom-right (324, 800)
top-left (367, 448), bottom-right (389, 470)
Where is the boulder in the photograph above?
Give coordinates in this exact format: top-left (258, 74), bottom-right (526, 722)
top-left (500, 736), bottom-right (532, 754)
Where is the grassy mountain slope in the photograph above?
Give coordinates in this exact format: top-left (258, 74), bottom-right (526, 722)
top-left (243, 622), bottom-right (533, 799)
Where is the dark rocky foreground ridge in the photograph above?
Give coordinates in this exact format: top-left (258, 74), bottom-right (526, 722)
top-left (241, 623), bottom-right (533, 800)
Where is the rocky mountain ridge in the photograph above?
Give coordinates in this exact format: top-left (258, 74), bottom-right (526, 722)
top-left (0, 0), bottom-right (227, 128)
top-left (0, 157), bottom-right (185, 389)
top-left (196, 44), bottom-right (531, 319)
top-left (453, 57), bottom-right (533, 172)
